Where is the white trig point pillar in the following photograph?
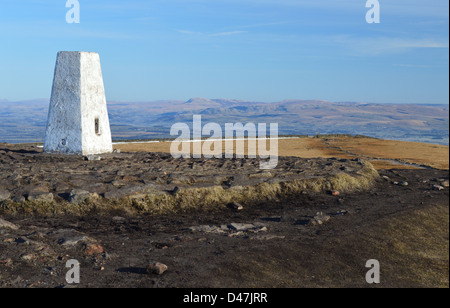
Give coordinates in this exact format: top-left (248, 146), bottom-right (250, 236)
top-left (44, 51), bottom-right (113, 155)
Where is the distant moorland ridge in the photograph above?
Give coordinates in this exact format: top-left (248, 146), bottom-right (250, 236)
top-left (0, 98), bottom-right (448, 145)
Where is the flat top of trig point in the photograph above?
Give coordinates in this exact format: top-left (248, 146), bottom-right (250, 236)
top-left (57, 51), bottom-right (99, 55)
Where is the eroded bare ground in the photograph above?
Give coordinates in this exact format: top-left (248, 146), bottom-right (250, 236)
top-left (1, 167), bottom-right (449, 288)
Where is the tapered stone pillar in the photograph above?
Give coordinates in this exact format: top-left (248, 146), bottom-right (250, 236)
top-left (44, 51), bottom-right (113, 155)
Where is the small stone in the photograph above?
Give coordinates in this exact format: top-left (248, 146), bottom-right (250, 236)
top-left (112, 216), bottom-right (126, 223)
top-left (332, 209), bottom-right (348, 216)
top-left (248, 226), bottom-right (268, 233)
top-left (68, 189), bottom-right (92, 204)
top-left (314, 212), bottom-right (331, 225)
top-left (331, 190), bottom-right (340, 196)
top-left (20, 253), bottom-right (36, 261)
top-left (171, 186), bottom-right (180, 195)
top-left (227, 201), bottom-right (244, 211)
top-left (104, 184), bottom-right (158, 199)
top-left (0, 218), bottom-right (19, 230)
top-left (85, 155), bottom-right (101, 161)
top-left (122, 175), bottom-right (139, 182)
top-left (399, 181), bottom-right (409, 186)
top-left (228, 223), bottom-right (256, 232)
top-left (55, 229), bottom-right (97, 247)
top-left (113, 149), bottom-right (121, 153)
top-left (58, 235), bottom-right (93, 247)
top-left (188, 225), bottom-right (218, 233)
top-left (382, 175), bottom-right (390, 181)
top-left (84, 243), bottom-right (104, 255)
top-left (433, 185), bottom-right (444, 191)
top-left (27, 193), bottom-right (54, 203)
top-left (147, 262), bottom-right (168, 275)
top-left (441, 180), bottom-right (449, 188)
top-left (228, 231), bottom-right (246, 237)
top-left (0, 189), bottom-right (11, 202)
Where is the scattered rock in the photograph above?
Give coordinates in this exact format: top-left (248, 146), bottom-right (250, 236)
top-left (54, 229), bottom-right (97, 247)
top-left (188, 225), bottom-right (220, 233)
top-left (68, 189), bottom-right (94, 204)
top-left (331, 209), bottom-right (348, 216)
top-left (58, 235), bottom-right (94, 247)
top-left (228, 231), bottom-right (246, 238)
top-left (440, 180), bottom-right (449, 188)
top-left (112, 216), bottom-right (126, 223)
top-left (113, 149), bottom-right (121, 153)
top-left (27, 193), bottom-right (54, 203)
top-left (85, 155), bottom-right (101, 161)
top-left (313, 212), bottom-right (331, 225)
top-left (228, 223), bottom-right (257, 232)
top-left (0, 189), bottom-right (11, 202)
top-left (249, 226), bottom-right (268, 233)
top-left (382, 175), bottom-right (390, 181)
top-left (399, 181), bottom-right (409, 186)
top-left (84, 243), bottom-right (104, 255)
top-left (170, 186), bottom-right (180, 195)
top-left (330, 190), bottom-right (340, 196)
top-left (20, 253), bottom-right (37, 262)
top-left (147, 262), bottom-right (168, 275)
top-left (0, 218), bottom-right (19, 230)
top-left (433, 185), bottom-right (444, 191)
top-left (122, 175), bottom-right (139, 182)
top-left (104, 184), bottom-right (159, 199)
top-left (227, 201), bottom-right (244, 211)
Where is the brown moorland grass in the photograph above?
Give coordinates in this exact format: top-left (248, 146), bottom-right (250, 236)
top-left (323, 137), bottom-right (449, 170)
top-left (114, 136), bottom-right (449, 170)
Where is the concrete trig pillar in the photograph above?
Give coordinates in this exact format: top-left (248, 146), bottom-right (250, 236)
top-left (44, 51), bottom-right (113, 155)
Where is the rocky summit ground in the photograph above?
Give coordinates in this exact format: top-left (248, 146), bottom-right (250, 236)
top-left (0, 143), bottom-right (378, 215)
top-left (0, 143), bottom-right (449, 288)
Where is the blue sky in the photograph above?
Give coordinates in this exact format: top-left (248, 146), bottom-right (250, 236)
top-left (0, 0), bottom-right (448, 104)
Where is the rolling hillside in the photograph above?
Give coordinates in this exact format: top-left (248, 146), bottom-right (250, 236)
top-left (0, 98), bottom-right (448, 144)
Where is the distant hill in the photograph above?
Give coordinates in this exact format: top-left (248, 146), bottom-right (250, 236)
top-left (0, 98), bottom-right (448, 145)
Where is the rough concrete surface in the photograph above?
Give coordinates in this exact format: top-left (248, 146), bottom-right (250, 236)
top-left (43, 51), bottom-right (113, 156)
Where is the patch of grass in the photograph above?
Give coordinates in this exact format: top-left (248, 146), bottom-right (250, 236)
top-left (374, 203), bottom-right (450, 287)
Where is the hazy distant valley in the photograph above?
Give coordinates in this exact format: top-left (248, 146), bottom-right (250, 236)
top-left (0, 98), bottom-right (448, 145)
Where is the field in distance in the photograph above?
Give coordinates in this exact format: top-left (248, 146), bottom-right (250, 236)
top-left (114, 135), bottom-right (450, 170)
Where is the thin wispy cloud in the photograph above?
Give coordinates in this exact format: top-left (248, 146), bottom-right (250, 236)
top-left (176, 20), bottom-right (286, 38)
top-left (209, 31), bottom-right (246, 37)
top-left (393, 64), bottom-right (436, 69)
top-left (329, 35), bottom-right (450, 56)
top-left (232, 21), bottom-right (292, 29)
top-left (177, 29), bottom-right (246, 37)
top-left (177, 30), bottom-right (202, 35)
